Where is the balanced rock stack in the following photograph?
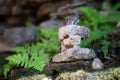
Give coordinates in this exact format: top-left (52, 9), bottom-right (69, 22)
top-left (52, 14), bottom-right (96, 62)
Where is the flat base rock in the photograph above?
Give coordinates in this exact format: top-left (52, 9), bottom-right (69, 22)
top-left (9, 68), bottom-right (52, 80)
top-left (9, 66), bottom-right (120, 80)
top-left (45, 60), bottom-right (91, 72)
top-left (52, 47), bottom-right (96, 62)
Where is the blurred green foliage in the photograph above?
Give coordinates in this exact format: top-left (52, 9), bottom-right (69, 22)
top-left (37, 28), bottom-right (60, 58)
top-left (3, 28), bottom-right (60, 78)
top-left (4, 43), bottom-right (49, 77)
top-left (79, 6), bottom-right (120, 56)
top-left (26, 22), bottom-right (34, 28)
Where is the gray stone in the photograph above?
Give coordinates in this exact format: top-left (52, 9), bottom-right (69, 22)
top-left (0, 6), bottom-right (11, 15)
top-left (0, 24), bottom-right (6, 35)
top-left (40, 19), bottom-right (63, 28)
top-left (0, 40), bottom-right (14, 51)
top-left (52, 46), bottom-right (96, 62)
top-left (3, 27), bottom-right (36, 46)
top-left (66, 25), bottom-right (90, 39)
top-left (72, 47), bottom-right (96, 60)
top-left (61, 35), bottom-right (81, 51)
top-left (92, 58), bottom-right (104, 69)
top-left (52, 15), bottom-right (95, 63)
top-left (0, 0), bottom-right (4, 6)
top-left (59, 25), bottom-right (90, 41)
top-left (12, 6), bottom-right (22, 15)
top-left (52, 47), bottom-right (73, 62)
top-left (56, 67), bottom-right (120, 80)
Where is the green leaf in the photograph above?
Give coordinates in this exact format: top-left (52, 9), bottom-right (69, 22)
top-left (101, 40), bottom-right (111, 57)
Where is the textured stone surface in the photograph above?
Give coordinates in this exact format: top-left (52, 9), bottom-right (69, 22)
top-left (92, 58), bottom-right (104, 69)
top-left (52, 15), bottom-right (97, 62)
top-left (58, 25), bottom-right (90, 41)
top-left (72, 47), bottom-right (96, 60)
top-left (61, 35), bottom-right (81, 51)
top-left (65, 25), bottom-right (90, 39)
top-left (52, 47), bottom-right (74, 62)
top-left (0, 0), bottom-right (102, 27)
top-left (3, 27), bottom-right (36, 46)
top-left (40, 19), bottom-right (63, 28)
top-left (9, 67), bottom-right (120, 80)
top-left (56, 67), bottom-right (120, 80)
top-left (0, 0), bottom-right (92, 26)
top-left (53, 21), bottom-right (96, 62)
top-left (0, 41), bottom-right (14, 51)
top-left (45, 60), bottom-right (91, 72)
top-left (52, 46), bottom-right (96, 62)
top-left (16, 74), bottom-right (52, 80)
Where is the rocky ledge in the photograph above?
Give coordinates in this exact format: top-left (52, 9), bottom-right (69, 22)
top-left (9, 67), bottom-right (120, 80)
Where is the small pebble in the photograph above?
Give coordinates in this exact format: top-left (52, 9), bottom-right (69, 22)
top-left (92, 58), bottom-right (104, 70)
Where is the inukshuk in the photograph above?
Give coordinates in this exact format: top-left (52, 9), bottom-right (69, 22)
top-left (52, 14), bottom-right (96, 62)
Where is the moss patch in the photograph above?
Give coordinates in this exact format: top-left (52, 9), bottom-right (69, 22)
top-left (56, 67), bottom-right (120, 80)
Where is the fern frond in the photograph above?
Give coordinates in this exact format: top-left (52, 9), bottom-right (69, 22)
top-left (3, 64), bottom-right (12, 78)
top-left (79, 7), bottom-right (99, 20)
top-left (110, 3), bottom-right (120, 11)
top-left (79, 6), bottom-right (118, 57)
top-left (3, 42), bottom-right (50, 77)
top-left (80, 30), bottom-right (102, 47)
top-left (3, 62), bottom-right (16, 78)
top-left (101, 40), bottom-right (111, 57)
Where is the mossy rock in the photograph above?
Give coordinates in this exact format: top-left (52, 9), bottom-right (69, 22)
top-left (9, 68), bottom-right (52, 80)
top-left (56, 67), bottom-right (120, 80)
top-left (16, 74), bottom-right (52, 80)
top-left (10, 67), bottom-right (120, 80)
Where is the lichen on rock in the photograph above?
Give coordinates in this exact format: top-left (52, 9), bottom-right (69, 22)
top-left (56, 67), bottom-right (120, 80)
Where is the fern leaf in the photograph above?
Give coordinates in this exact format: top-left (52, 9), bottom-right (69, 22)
top-left (79, 7), bottom-right (99, 19)
top-left (80, 30), bottom-right (102, 47)
top-left (101, 40), bottom-right (111, 57)
top-left (3, 64), bottom-right (12, 78)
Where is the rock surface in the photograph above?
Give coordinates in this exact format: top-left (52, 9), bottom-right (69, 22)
top-left (0, 41), bottom-right (15, 51)
top-left (0, 1), bottom-right (82, 25)
top-left (52, 14), bottom-right (96, 62)
top-left (45, 60), bottom-right (91, 72)
top-left (9, 67), bottom-right (120, 80)
top-left (58, 25), bottom-right (90, 41)
top-left (52, 46), bottom-right (96, 62)
top-left (92, 58), bottom-right (104, 69)
top-left (3, 27), bottom-right (36, 46)
top-left (0, 0), bottom-right (101, 27)
top-left (56, 67), bottom-right (120, 80)
top-left (40, 19), bottom-right (63, 28)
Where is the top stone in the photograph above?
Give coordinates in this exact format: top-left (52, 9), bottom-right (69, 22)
top-left (58, 25), bottom-right (90, 41)
top-left (65, 13), bottom-right (79, 25)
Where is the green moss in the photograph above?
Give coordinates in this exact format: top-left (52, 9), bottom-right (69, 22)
top-left (56, 67), bottom-right (120, 80)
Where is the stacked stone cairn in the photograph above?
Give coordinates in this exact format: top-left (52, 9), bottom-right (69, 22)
top-left (52, 14), bottom-right (103, 69)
